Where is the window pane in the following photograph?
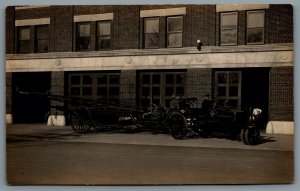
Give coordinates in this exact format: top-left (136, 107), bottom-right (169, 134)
top-left (82, 87), bottom-right (92, 96)
top-left (144, 33), bottom-right (159, 48)
top-left (144, 18), bottom-right (159, 33)
top-left (19, 41), bottom-right (31, 53)
top-left (83, 75), bottom-right (92, 84)
top-left (152, 87), bottom-right (160, 96)
top-left (229, 86), bottom-right (238, 96)
top-left (218, 73), bottom-right (227, 84)
top-left (78, 37), bottom-right (90, 50)
top-left (247, 28), bottom-right (264, 44)
top-left (176, 74), bottom-right (185, 84)
top-left (71, 76), bottom-right (81, 84)
top-left (19, 28), bottom-right (30, 40)
top-left (109, 87), bottom-right (119, 96)
top-left (152, 74), bottom-right (160, 84)
top-left (37, 39), bottom-right (49, 53)
top-left (221, 13), bottom-right (238, 27)
top-left (217, 87), bottom-right (226, 96)
top-left (97, 87), bottom-right (107, 96)
top-left (248, 11), bottom-right (264, 28)
top-left (97, 37), bottom-right (111, 49)
top-left (221, 29), bottom-right (237, 45)
top-left (229, 73), bottom-right (239, 84)
top-left (176, 87), bottom-right (184, 96)
top-left (168, 17), bottom-right (183, 32)
top-left (98, 75), bottom-right (107, 84)
top-left (36, 25), bottom-right (48, 39)
top-left (142, 75), bottom-right (150, 84)
top-left (168, 33), bottom-right (182, 47)
top-left (97, 22), bottom-right (111, 36)
top-left (166, 87), bottom-right (174, 96)
top-left (79, 23), bottom-right (90, 37)
top-left (166, 74), bottom-right (174, 84)
top-left (109, 75), bottom-right (120, 84)
top-left (70, 87), bottom-right (80, 96)
top-left (142, 87), bottom-right (150, 96)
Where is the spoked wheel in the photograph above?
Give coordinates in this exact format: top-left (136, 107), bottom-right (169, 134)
top-left (245, 128), bottom-right (260, 145)
top-left (70, 111), bottom-right (92, 134)
top-left (240, 128), bottom-right (248, 145)
top-left (169, 113), bottom-right (187, 140)
top-left (92, 121), bottom-right (105, 132)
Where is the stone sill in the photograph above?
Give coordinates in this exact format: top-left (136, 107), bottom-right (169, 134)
top-left (6, 43), bottom-right (293, 60)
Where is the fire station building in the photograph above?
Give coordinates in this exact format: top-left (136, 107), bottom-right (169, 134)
top-left (5, 4), bottom-right (293, 131)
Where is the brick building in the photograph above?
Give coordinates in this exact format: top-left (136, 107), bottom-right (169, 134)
top-left (5, 4), bottom-right (293, 129)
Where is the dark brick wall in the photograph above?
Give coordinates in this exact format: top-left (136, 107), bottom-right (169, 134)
top-left (269, 67), bottom-right (293, 121)
top-left (186, 68), bottom-right (212, 100)
top-left (266, 4), bottom-right (293, 44)
top-left (50, 72), bottom-right (65, 115)
top-left (53, 6), bottom-right (73, 52)
top-left (114, 6), bottom-right (140, 49)
top-left (6, 72), bottom-right (13, 114)
top-left (6, 7), bottom-right (15, 54)
top-left (120, 70), bottom-right (136, 107)
top-left (185, 5), bottom-right (216, 47)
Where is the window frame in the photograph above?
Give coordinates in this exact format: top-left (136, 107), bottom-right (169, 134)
top-left (35, 24), bottom-right (49, 53)
top-left (220, 12), bottom-right (238, 46)
top-left (167, 15), bottom-right (183, 48)
top-left (76, 22), bottom-right (91, 51)
top-left (96, 20), bottom-right (112, 50)
top-left (17, 26), bottom-right (31, 54)
top-left (143, 17), bottom-right (160, 49)
top-left (246, 10), bottom-right (265, 45)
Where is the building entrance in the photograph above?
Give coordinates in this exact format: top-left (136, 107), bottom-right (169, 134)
top-left (12, 72), bottom-right (51, 123)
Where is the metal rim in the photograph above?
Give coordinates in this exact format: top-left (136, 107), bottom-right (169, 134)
top-left (70, 111), bottom-right (91, 134)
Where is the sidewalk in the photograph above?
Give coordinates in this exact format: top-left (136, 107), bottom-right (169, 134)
top-left (6, 124), bottom-right (294, 151)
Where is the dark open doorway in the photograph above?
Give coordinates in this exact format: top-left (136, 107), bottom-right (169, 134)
top-left (12, 72), bottom-right (51, 123)
top-left (242, 68), bottom-right (270, 129)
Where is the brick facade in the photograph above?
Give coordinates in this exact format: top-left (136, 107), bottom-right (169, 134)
top-left (120, 70), bottom-right (136, 107)
top-left (5, 5), bottom-right (294, 123)
top-left (269, 67), bottom-right (293, 121)
top-left (50, 72), bottom-right (65, 115)
top-left (186, 68), bottom-right (212, 100)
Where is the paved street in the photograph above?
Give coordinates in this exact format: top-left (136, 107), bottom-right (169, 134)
top-left (6, 124), bottom-right (294, 185)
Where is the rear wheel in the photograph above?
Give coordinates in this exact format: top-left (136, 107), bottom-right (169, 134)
top-left (245, 128), bottom-right (260, 145)
top-left (70, 110), bottom-right (92, 134)
top-left (169, 113), bottom-right (187, 139)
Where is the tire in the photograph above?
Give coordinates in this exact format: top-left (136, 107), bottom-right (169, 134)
top-left (70, 110), bottom-right (92, 134)
top-left (169, 113), bottom-right (187, 139)
top-left (240, 128), bottom-right (248, 145)
top-left (245, 128), bottom-right (260, 145)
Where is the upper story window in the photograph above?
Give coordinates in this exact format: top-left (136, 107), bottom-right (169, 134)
top-left (220, 12), bottom-right (238, 45)
top-left (76, 22), bottom-right (91, 51)
top-left (97, 21), bottom-right (111, 50)
top-left (35, 25), bottom-right (49, 53)
top-left (247, 10), bottom-right (265, 44)
top-left (143, 17), bottom-right (159, 48)
top-left (167, 16), bottom-right (183, 48)
top-left (17, 26), bottom-right (31, 54)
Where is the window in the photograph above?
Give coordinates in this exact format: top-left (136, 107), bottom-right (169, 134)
top-left (139, 71), bottom-right (186, 108)
top-left (97, 21), bottom-right (111, 50)
top-left (17, 27), bottom-right (31, 53)
top-left (143, 17), bottom-right (159, 48)
top-left (69, 73), bottom-right (120, 105)
top-left (247, 10), bottom-right (265, 44)
top-left (35, 25), bottom-right (49, 53)
top-left (220, 12), bottom-right (238, 45)
top-left (214, 71), bottom-right (241, 111)
top-left (76, 22), bottom-right (91, 51)
top-left (167, 16), bottom-right (183, 48)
